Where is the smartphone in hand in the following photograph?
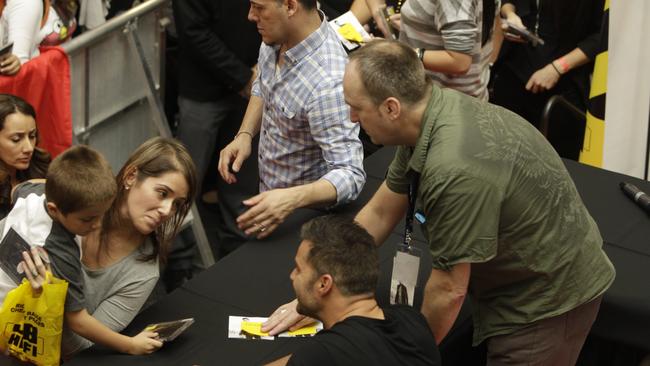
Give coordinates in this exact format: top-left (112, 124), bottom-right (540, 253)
top-left (505, 21), bottom-right (545, 46)
top-left (0, 227), bottom-right (32, 284)
top-left (377, 6), bottom-right (397, 40)
top-left (0, 42), bottom-right (14, 62)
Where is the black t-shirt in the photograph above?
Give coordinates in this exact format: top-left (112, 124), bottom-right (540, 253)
top-left (287, 305), bottom-right (441, 366)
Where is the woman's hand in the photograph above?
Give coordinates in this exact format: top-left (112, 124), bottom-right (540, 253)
top-left (371, 5), bottom-right (393, 38)
top-left (501, 13), bottom-right (526, 43)
top-left (388, 13), bottom-right (401, 32)
top-left (0, 54), bottom-right (21, 76)
top-left (526, 63), bottom-right (560, 93)
top-left (20, 247), bottom-right (51, 295)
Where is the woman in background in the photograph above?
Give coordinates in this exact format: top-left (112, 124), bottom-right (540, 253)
top-left (490, 0), bottom-right (604, 160)
top-left (0, 94), bottom-right (50, 219)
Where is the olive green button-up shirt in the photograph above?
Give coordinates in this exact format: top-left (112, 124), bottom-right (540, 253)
top-left (386, 86), bottom-right (615, 345)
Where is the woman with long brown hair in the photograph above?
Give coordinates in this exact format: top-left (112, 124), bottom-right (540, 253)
top-left (62, 137), bottom-right (197, 357)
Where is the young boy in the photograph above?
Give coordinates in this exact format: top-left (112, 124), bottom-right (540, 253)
top-left (0, 145), bottom-right (162, 355)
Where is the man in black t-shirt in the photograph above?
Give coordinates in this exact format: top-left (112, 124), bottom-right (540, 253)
top-left (264, 215), bottom-right (440, 366)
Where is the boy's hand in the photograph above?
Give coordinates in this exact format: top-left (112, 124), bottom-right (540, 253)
top-left (128, 331), bottom-right (163, 355)
top-left (21, 247), bottom-right (51, 295)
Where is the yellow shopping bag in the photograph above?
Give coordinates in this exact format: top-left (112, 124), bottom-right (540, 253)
top-left (0, 273), bottom-right (68, 366)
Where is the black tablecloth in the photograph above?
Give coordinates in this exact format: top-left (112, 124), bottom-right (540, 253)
top-left (65, 208), bottom-right (433, 365)
top-left (9, 149), bottom-right (648, 366)
top-left (563, 159), bottom-right (650, 350)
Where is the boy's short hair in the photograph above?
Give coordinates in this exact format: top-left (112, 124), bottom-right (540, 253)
top-left (46, 145), bottom-right (117, 215)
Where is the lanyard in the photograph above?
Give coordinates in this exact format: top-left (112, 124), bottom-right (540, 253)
top-left (403, 171), bottom-right (420, 249)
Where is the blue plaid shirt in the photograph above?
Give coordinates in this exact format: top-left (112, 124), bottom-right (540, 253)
top-left (251, 15), bottom-right (365, 205)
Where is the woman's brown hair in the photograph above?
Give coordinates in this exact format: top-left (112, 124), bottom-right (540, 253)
top-left (100, 137), bottom-right (197, 263)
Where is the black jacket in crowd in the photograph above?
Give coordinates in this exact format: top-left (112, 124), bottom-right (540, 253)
top-left (172, 0), bottom-right (261, 102)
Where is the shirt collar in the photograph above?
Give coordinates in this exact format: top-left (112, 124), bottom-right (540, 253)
top-left (407, 86), bottom-right (444, 174)
top-left (283, 10), bottom-right (328, 66)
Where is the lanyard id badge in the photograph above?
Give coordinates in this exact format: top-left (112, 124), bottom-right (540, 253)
top-left (390, 246), bottom-right (421, 306)
top-left (389, 172), bottom-right (422, 306)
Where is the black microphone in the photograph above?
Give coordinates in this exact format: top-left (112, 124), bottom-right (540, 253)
top-left (620, 182), bottom-right (650, 215)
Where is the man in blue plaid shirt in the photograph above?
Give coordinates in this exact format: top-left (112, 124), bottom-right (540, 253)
top-left (218, 0), bottom-right (366, 238)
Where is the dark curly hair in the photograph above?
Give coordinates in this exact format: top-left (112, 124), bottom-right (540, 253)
top-left (300, 215), bottom-right (379, 296)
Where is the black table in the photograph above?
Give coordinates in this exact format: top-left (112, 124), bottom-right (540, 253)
top-left (65, 205), bottom-right (432, 365)
top-left (7, 149), bottom-right (649, 366)
top-left (563, 159), bottom-right (650, 351)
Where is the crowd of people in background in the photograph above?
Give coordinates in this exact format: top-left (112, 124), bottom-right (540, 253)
top-left (0, 0), bottom-right (621, 364)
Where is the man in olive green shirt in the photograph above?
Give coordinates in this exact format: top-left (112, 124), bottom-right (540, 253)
top-left (262, 39), bottom-right (616, 365)
top-left (350, 40), bottom-right (614, 364)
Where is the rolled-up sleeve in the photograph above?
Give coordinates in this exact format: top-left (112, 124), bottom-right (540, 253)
top-left (307, 78), bottom-right (366, 205)
top-left (438, 0), bottom-right (480, 54)
top-left (251, 43), bottom-right (266, 98)
top-left (441, 21), bottom-right (479, 54)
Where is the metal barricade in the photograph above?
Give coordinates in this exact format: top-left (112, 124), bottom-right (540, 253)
top-left (61, 0), bottom-right (215, 268)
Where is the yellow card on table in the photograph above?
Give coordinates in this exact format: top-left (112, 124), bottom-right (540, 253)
top-left (240, 321), bottom-right (269, 337)
top-left (287, 325), bottom-right (319, 336)
top-left (239, 320), bottom-right (320, 337)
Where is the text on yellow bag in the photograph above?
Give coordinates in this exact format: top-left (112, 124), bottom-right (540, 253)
top-left (0, 272), bottom-right (68, 366)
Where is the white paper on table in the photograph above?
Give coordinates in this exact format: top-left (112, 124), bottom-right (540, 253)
top-left (227, 315), bottom-right (323, 340)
